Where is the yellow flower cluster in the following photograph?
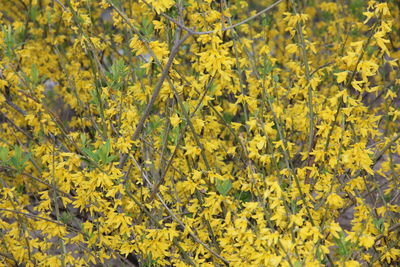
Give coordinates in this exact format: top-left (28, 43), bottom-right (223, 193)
top-left (0, 0), bottom-right (399, 266)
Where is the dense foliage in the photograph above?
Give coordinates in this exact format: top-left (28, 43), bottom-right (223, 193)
top-left (0, 0), bottom-right (399, 266)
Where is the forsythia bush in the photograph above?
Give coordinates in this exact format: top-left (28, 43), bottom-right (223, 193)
top-left (0, 0), bottom-right (399, 266)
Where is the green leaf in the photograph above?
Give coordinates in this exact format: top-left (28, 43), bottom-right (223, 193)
top-left (80, 133), bottom-right (87, 146)
top-left (184, 212), bottom-right (193, 218)
top-left (223, 112), bottom-right (234, 123)
top-left (97, 141), bottom-right (109, 163)
top-left (8, 146), bottom-right (30, 172)
top-left (168, 126), bottom-right (180, 146)
top-left (85, 141), bottom-right (118, 165)
top-left (261, 15), bottom-right (273, 27)
top-left (16, 184), bottom-right (25, 194)
top-left (334, 231), bottom-right (352, 257)
top-left (135, 65), bottom-right (146, 78)
top-left (216, 179), bottom-right (232, 196)
top-left (182, 101), bottom-right (190, 114)
top-left (259, 58), bottom-right (274, 76)
top-left (60, 211), bottom-right (74, 224)
top-left (0, 147), bottom-right (9, 162)
top-left (104, 155), bottom-right (118, 164)
top-left (234, 190), bottom-right (252, 202)
top-left (321, 11), bottom-right (333, 22)
top-left (147, 117), bottom-right (163, 135)
top-left (141, 16), bottom-right (154, 37)
top-left (21, 152), bottom-right (31, 165)
top-left (29, 6), bottom-right (40, 21)
top-left (89, 89), bottom-right (100, 106)
top-left (31, 64), bottom-right (39, 86)
top-left (349, 0), bottom-right (364, 19)
top-left (2, 25), bottom-right (16, 58)
top-left (82, 147), bottom-right (99, 162)
top-left (373, 218), bottom-right (385, 233)
top-left (14, 145), bottom-right (23, 160)
top-left (107, 59), bottom-right (128, 90)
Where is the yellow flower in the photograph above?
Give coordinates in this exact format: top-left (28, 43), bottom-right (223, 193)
top-left (169, 114), bottom-right (181, 128)
top-left (326, 193), bottom-right (345, 209)
top-left (344, 260), bottom-right (361, 267)
top-left (359, 234), bottom-right (375, 249)
top-left (148, 0), bottom-right (175, 13)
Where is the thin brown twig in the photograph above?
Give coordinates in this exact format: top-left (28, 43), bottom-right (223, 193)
top-left (107, 0), bottom-right (191, 170)
top-left (0, 208), bottom-right (65, 226)
top-left (118, 33), bottom-right (190, 169)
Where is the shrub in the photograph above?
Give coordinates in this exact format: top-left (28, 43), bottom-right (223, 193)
top-left (0, 0), bottom-right (399, 266)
